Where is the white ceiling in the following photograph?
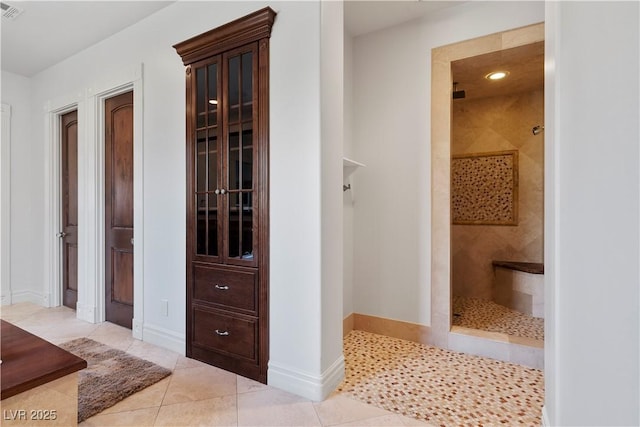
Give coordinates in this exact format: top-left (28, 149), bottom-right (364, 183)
top-left (1, 1), bottom-right (174, 77)
top-left (1, 1), bottom-right (464, 78)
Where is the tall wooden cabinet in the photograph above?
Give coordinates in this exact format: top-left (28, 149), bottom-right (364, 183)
top-left (174, 8), bottom-right (275, 383)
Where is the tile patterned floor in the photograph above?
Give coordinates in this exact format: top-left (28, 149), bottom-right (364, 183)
top-left (452, 296), bottom-right (544, 341)
top-left (338, 331), bottom-right (544, 427)
top-left (1, 303), bottom-right (544, 426)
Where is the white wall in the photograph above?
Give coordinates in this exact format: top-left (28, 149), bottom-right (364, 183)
top-left (319, 0), bottom-right (345, 396)
top-left (343, 34), bottom-right (354, 320)
top-left (351, 2), bottom-right (544, 326)
top-left (0, 71), bottom-right (36, 304)
top-left (545, 2), bottom-right (639, 425)
top-left (352, 18), bottom-right (426, 324)
top-left (6, 1), bottom-right (340, 400)
top-left (0, 102), bottom-right (8, 305)
top-left (268, 1), bottom-right (329, 400)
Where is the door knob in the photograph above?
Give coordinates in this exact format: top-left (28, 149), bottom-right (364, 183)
top-left (220, 189), bottom-right (227, 195)
top-left (56, 232), bottom-right (67, 238)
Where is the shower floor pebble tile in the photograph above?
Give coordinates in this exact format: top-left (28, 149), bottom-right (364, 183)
top-left (452, 296), bottom-right (544, 341)
top-left (338, 330), bottom-right (544, 427)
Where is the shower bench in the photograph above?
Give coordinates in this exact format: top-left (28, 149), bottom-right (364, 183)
top-left (492, 261), bottom-right (544, 318)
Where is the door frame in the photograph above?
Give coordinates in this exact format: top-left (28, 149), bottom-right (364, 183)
top-left (91, 70), bottom-right (144, 338)
top-left (45, 65), bottom-right (144, 340)
top-left (44, 94), bottom-right (82, 309)
top-left (430, 24), bottom-right (544, 348)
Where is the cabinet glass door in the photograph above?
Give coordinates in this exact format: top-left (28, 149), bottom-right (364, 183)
top-left (224, 47), bottom-right (257, 265)
top-left (194, 58), bottom-right (221, 259)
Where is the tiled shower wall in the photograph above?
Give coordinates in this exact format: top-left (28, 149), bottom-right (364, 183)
top-left (451, 90), bottom-right (544, 300)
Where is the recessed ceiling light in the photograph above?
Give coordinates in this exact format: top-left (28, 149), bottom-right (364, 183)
top-left (486, 71), bottom-right (509, 80)
top-left (209, 99), bottom-right (218, 105)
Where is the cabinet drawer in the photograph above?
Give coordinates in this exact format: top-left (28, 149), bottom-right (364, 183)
top-left (193, 265), bottom-right (257, 313)
top-left (193, 308), bottom-right (256, 361)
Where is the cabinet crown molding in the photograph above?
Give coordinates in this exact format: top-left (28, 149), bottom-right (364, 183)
top-left (173, 7), bottom-right (276, 65)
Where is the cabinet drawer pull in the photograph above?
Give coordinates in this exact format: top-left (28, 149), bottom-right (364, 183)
top-left (214, 284), bottom-right (229, 290)
top-left (215, 329), bottom-right (230, 336)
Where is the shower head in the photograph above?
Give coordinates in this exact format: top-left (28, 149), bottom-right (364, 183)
top-left (532, 125), bottom-right (544, 135)
top-left (452, 81), bottom-right (466, 100)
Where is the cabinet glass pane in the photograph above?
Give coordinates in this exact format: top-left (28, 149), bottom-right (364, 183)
top-left (196, 194), bottom-right (206, 255)
top-left (207, 64), bottom-right (218, 126)
top-left (208, 128), bottom-right (218, 191)
top-left (241, 52), bottom-right (253, 119)
top-left (196, 67), bottom-right (205, 129)
top-left (241, 194), bottom-right (253, 259)
top-left (208, 194), bottom-right (218, 256)
top-left (196, 130), bottom-right (206, 192)
top-left (228, 126), bottom-right (252, 192)
top-left (229, 125), bottom-right (240, 190)
top-left (228, 56), bottom-right (240, 123)
top-left (228, 191), bottom-right (253, 260)
top-left (228, 192), bottom-right (240, 258)
top-left (242, 129), bottom-right (253, 190)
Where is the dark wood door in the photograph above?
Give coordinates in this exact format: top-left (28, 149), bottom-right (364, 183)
top-left (105, 91), bottom-right (134, 329)
top-left (61, 110), bottom-right (78, 309)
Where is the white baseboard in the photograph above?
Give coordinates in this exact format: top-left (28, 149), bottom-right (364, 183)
top-left (1, 293), bottom-right (11, 306)
top-left (320, 355), bottom-right (346, 398)
top-left (132, 318), bottom-right (143, 340)
top-left (11, 290), bottom-right (45, 305)
top-left (542, 405), bottom-right (550, 427)
top-left (268, 355), bottom-right (345, 402)
top-left (76, 302), bottom-right (97, 323)
top-left (143, 322), bottom-right (186, 355)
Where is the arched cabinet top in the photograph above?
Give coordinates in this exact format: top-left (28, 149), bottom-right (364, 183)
top-left (173, 7), bottom-right (276, 65)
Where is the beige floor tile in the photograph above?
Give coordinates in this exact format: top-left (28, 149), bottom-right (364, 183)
top-left (161, 365), bottom-right (236, 406)
top-left (127, 340), bottom-right (180, 371)
top-left (16, 318), bottom-right (100, 342)
top-left (89, 322), bottom-right (136, 351)
top-left (331, 414), bottom-right (411, 427)
top-left (313, 394), bottom-right (390, 426)
top-left (154, 396), bottom-right (237, 426)
top-left (90, 321), bottom-right (131, 336)
top-left (1, 384), bottom-right (78, 427)
top-left (174, 355), bottom-right (211, 370)
top-left (238, 388), bottom-right (321, 426)
top-left (237, 375), bottom-right (270, 394)
top-left (15, 307), bottom-right (77, 327)
top-left (87, 330), bottom-right (136, 351)
top-left (42, 372), bottom-right (78, 398)
top-left (0, 302), bottom-right (48, 322)
top-left (101, 377), bottom-right (171, 415)
top-left (80, 407), bottom-right (159, 427)
top-left (396, 414), bottom-right (436, 426)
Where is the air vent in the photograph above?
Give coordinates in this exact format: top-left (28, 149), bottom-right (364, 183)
top-left (1, 2), bottom-right (24, 20)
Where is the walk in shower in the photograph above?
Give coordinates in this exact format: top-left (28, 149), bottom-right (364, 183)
top-left (449, 41), bottom-right (545, 345)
